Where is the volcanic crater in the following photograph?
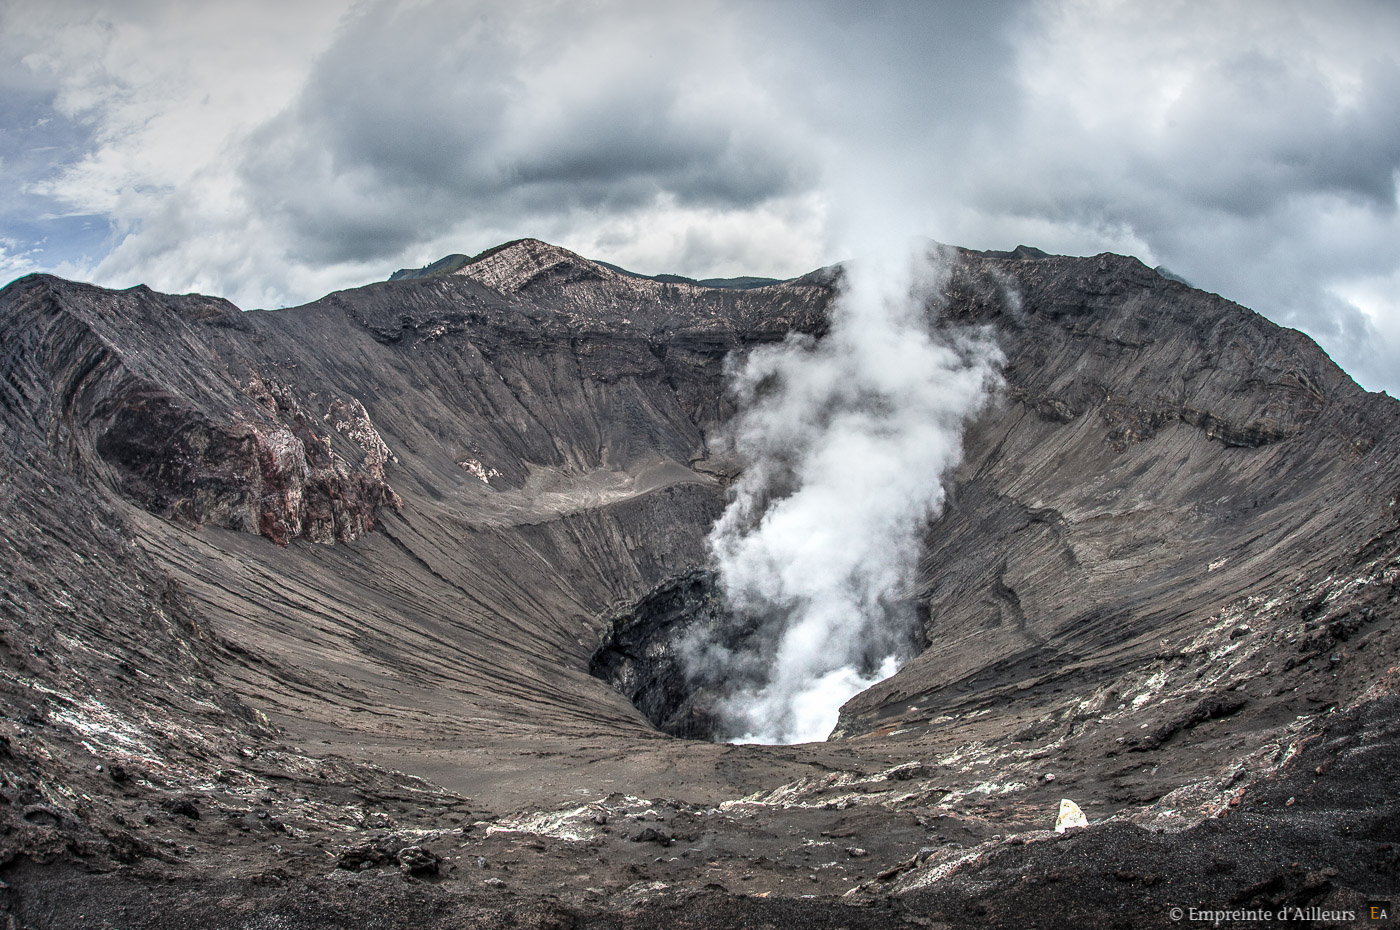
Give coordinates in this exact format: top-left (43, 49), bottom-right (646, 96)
top-left (0, 237), bottom-right (1398, 928)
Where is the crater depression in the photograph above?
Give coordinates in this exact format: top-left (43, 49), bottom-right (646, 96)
top-left (1, 237), bottom-right (1398, 928)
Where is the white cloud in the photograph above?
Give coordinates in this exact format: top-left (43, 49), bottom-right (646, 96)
top-left (0, 236), bottom-right (42, 283)
top-left (1, 0), bottom-right (349, 302)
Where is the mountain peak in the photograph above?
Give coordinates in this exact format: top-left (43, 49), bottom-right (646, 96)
top-left (450, 238), bottom-right (612, 294)
top-left (387, 239), bottom-right (606, 291)
top-left (392, 239), bottom-right (785, 296)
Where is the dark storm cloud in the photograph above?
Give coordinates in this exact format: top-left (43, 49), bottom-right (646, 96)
top-left (241, 0), bottom-right (820, 265)
top-left (747, 0), bottom-right (1024, 125)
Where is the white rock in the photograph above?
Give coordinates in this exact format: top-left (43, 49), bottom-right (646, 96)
top-left (1054, 798), bottom-right (1088, 833)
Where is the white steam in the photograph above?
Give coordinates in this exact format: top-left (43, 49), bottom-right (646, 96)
top-left (691, 240), bottom-right (1002, 744)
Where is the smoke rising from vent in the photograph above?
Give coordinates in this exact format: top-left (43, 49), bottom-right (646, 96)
top-left (687, 240), bottom-right (1003, 744)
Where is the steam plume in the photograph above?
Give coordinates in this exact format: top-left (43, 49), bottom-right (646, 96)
top-left (689, 240), bottom-right (1002, 744)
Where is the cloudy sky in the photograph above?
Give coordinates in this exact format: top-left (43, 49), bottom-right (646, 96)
top-left (3, 0), bottom-right (1398, 392)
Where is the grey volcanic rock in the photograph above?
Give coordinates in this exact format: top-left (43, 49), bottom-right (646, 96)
top-left (0, 276), bottom-right (400, 546)
top-left (834, 246), bottom-right (1399, 744)
top-left (588, 570), bottom-right (733, 739)
top-left (0, 237), bottom-right (1397, 927)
